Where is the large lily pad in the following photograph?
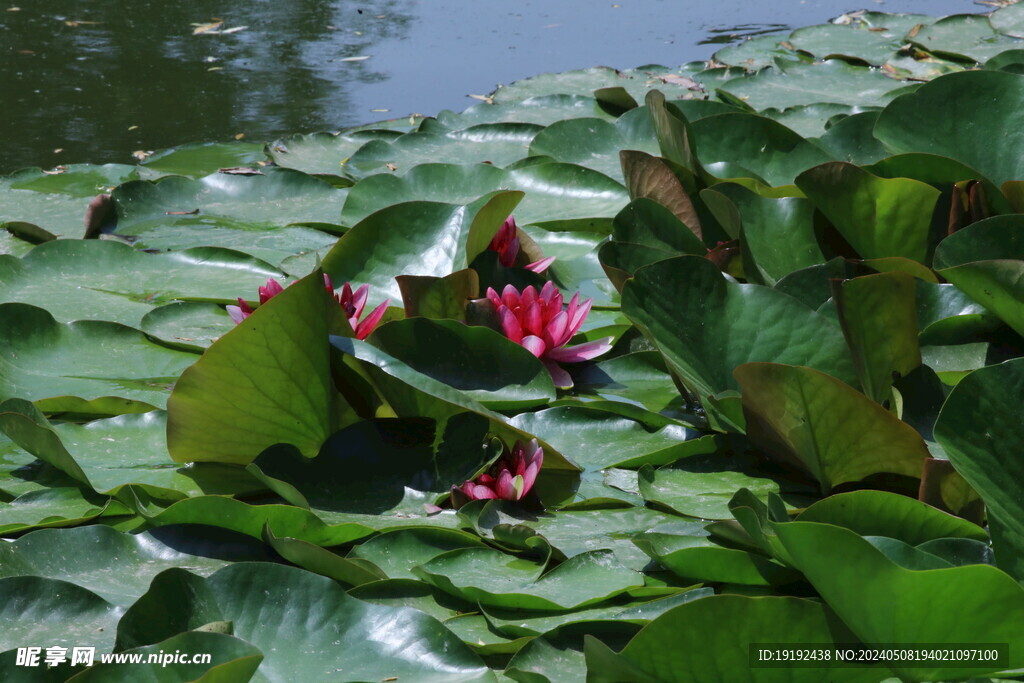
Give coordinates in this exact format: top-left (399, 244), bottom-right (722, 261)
top-left (775, 521), bottom-right (1024, 681)
top-left (167, 270), bottom-right (346, 465)
top-left (621, 255), bottom-right (856, 400)
top-left (0, 238), bottom-right (283, 326)
top-left (116, 563), bottom-right (495, 682)
top-left (874, 70), bottom-right (1024, 188)
top-left (935, 359), bottom-right (1024, 581)
top-left (718, 59), bottom-right (910, 109)
top-left (113, 167), bottom-right (347, 230)
top-left (0, 304), bottom-right (198, 414)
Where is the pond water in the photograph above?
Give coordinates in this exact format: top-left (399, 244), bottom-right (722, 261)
top-left (1, 0), bottom-right (986, 172)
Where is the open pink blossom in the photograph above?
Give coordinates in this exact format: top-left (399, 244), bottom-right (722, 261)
top-left (486, 282), bottom-right (612, 388)
top-left (488, 216), bottom-right (555, 273)
top-left (227, 275), bottom-right (389, 340)
top-left (452, 439), bottom-right (543, 506)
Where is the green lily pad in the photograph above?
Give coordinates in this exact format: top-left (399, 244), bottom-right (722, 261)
top-left (510, 406), bottom-right (707, 471)
top-left (834, 271), bottom-right (921, 402)
top-left (492, 67), bottom-right (705, 105)
top-left (717, 59), bottom-right (910, 110)
top-left (0, 488), bottom-right (121, 535)
top-left (8, 164), bottom-right (137, 197)
top-left (0, 525), bottom-right (241, 606)
top-left (348, 528), bottom-right (486, 580)
top-left (620, 255), bottom-right (856, 400)
top-left (247, 418), bottom-right (485, 518)
top-left (571, 352), bottom-right (693, 417)
top-left (368, 318), bottom-right (556, 410)
top-left (266, 129), bottom-right (402, 177)
top-left (795, 162), bottom-right (940, 263)
top-left (0, 238), bottom-right (283, 326)
top-left (485, 588), bottom-right (713, 640)
top-left (344, 123), bottom-right (543, 177)
top-left (339, 162), bottom-right (627, 230)
top-left (116, 563), bottom-right (495, 682)
top-left (139, 141), bottom-right (269, 178)
top-left (916, 281), bottom-right (999, 345)
top-left (795, 490), bottom-right (988, 544)
top-left (812, 111), bottom-right (889, 166)
top-left (935, 359), bottom-right (1024, 581)
top-left (0, 176), bottom-right (101, 237)
top-left (634, 531), bottom-right (795, 585)
top-left (689, 112), bottom-right (833, 187)
top-left (434, 95), bottom-right (615, 130)
top-left (0, 576), bottom-right (121, 653)
top-left (707, 183), bottom-right (822, 285)
top-left (323, 193), bottom-right (523, 305)
top-left (329, 336), bottom-right (580, 506)
top-left (711, 35), bottom-right (793, 71)
top-left (761, 103), bottom-right (874, 139)
top-left (116, 167), bottom-right (346, 230)
top-left (992, 3), bottom-right (1024, 39)
top-left (167, 270), bottom-right (346, 465)
top-left (0, 304), bottom-right (198, 414)
top-left (908, 14), bottom-right (1021, 64)
top-left (0, 405), bottom-right (259, 498)
top-left (637, 452), bottom-right (813, 520)
top-left (528, 110), bottom-right (659, 182)
top-left (774, 521), bottom-right (1024, 681)
top-left (139, 302), bottom-right (235, 352)
top-left (934, 215), bottom-right (1024, 268)
top-left (874, 70), bottom-right (1024, 188)
top-left (121, 219), bottom-right (339, 270)
top-left (788, 22), bottom-right (908, 66)
top-left (586, 594), bottom-right (872, 683)
top-left (472, 503), bottom-right (699, 570)
top-left (66, 631), bottom-right (263, 683)
top-left (414, 547), bottom-right (642, 611)
top-left (735, 363), bottom-right (928, 492)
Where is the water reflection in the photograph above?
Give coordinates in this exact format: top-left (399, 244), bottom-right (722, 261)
top-left (0, 0), bottom-right (984, 173)
top-left (1, 0), bottom-right (414, 171)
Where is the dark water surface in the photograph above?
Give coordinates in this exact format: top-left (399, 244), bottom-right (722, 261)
top-left (1, 0), bottom-right (985, 172)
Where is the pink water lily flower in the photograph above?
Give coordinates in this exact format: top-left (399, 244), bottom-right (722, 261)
top-left (488, 216), bottom-right (556, 273)
top-left (487, 282), bottom-right (612, 388)
top-left (227, 275), bottom-right (389, 340)
top-left (452, 439), bottom-right (543, 506)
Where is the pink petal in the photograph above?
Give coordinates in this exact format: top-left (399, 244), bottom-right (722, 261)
top-left (499, 236), bottom-right (520, 267)
top-left (351, 284), bottom-right (370, 319)
top-left (498, 306), bottom-right (523, 343)
top-left (323, 273), bottom-right (334, 291)
top-left (540, 281), bottom-right (557, 303)
top-left (564, 292), bottom-right (580, 329)
top-left (548, 289), bottom-right (563, 316)
top-left (522, 439), bottom-right (543, 468)
top-left (226, 304), bottom-right (247, 325)
top-left (258, 279), bottom-right (284, 304)
top-left (545, 337), bottom-right (614, 363)
top-left (523, 302), bottom-right (544, 337)
top-left (501, 284), bottom-right (521, 310)
top-left (520, 460), bottom-right (540, 496)
top-left (354, 299), bottom-right (389, 340)
top-left (542, 358), bottom-right (574, 389)
top-left (567, 296), bottom-right (593, 338)
top-left (520, 335), bottom-right (546, 358)
top-left (521, 285), bottom-right (537, 309)
top-left (524, 256), bottom-right (556, 273)
top-left (541, 310), bottom-right (569, 350)
top-left (496, 470), bottom-right (518, 500)
top-left (469, 483), bottom-right (498, 500)
top-left (486, 287), bottom-right (502, 310)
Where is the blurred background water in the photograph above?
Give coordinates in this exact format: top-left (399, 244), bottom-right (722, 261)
top-left (0, 0), bottom-right (988, 172)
